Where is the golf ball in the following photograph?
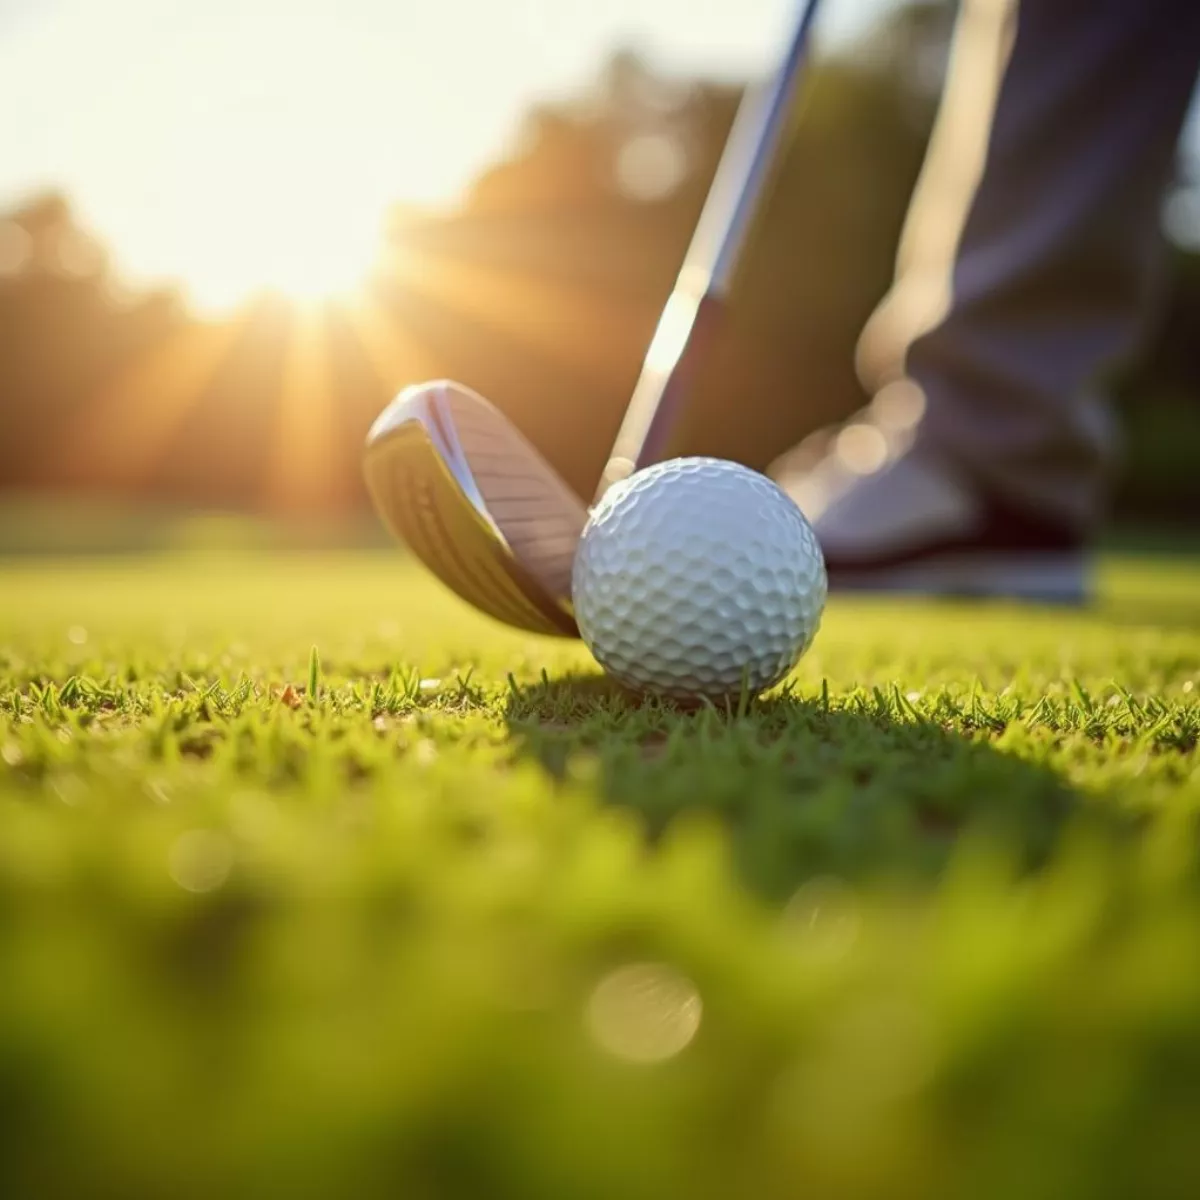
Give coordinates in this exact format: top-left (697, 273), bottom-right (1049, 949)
top-left (572, 457), bottom-right (826, 701)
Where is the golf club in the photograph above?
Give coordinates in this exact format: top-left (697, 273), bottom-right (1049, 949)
top-left (362, 0), bottom-right (823, 637)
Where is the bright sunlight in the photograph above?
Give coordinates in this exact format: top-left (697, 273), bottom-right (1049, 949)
top-left (69, 6), bottom-right (484, 317)
top-left (167, 173), bottom-right (389, 316)
top-left (0, 0), bottom-right (820, 316)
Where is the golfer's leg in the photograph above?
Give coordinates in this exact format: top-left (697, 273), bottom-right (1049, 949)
top-left (858, 0), bottom-right (1200, 532)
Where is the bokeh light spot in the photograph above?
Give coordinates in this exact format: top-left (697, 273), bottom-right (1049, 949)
top-left (870, 379), bottom-right (927, 432)
top-left (784, 875), bottom-right (861, 958)
top-left (52, 230), bottom-right (103, 278)
top-left (1164, 189), bottom-right (1200, 250)
top-left (835, 423), bottom-right (889, 475)
top-left (616, 132), bottom-right (689, 201)
top-left (585, 962), bottom-right (702, 1063)
top-left (0, 221), bottom-right (33, 277)
top-left (169, 830), bottom-right (234, 894)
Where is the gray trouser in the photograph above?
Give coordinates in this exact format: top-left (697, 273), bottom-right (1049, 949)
top-left (856, 0), bottom-right (1200, 531)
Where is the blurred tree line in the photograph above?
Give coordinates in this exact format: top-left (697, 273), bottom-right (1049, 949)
top-left (1, 1), bottom-right (1197, 523)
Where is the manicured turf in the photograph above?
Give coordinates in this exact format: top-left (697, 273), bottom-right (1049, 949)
top-left (1, 550), bottom-right (1198, 1198)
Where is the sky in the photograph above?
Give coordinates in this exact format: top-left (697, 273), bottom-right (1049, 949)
top-left (0, 0), bottom-right (902, 309)
top-left (2, 0), bottom-right (1196, 311)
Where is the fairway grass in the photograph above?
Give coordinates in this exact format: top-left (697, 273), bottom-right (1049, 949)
top-left (1, 550), bottom-right (1198, 1199)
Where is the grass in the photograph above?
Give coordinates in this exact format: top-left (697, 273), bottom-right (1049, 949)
top-left (1, 547), bottom-right (1199, 1199)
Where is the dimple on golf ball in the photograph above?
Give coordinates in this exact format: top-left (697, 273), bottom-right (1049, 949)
top-left (572, 457), bottom-right (827, 701)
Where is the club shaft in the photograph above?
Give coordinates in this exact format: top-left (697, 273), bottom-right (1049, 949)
top-left (595, 0), bottom-right (823, 501)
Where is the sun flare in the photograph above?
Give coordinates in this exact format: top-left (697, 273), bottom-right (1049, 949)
top-left (41, 5), bottom-right (497, 318)
top-left (176, 187), bottom-right (387, 316)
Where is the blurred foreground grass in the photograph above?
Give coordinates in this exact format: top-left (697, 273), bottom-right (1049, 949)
top-left (1, 549), bottom-right (1198, 1199)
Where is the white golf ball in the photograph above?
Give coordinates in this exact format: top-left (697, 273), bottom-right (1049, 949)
top-left (572, 457), bottom-right (826, 701)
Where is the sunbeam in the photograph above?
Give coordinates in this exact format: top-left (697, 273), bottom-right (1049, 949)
top-left (262, 305), bottom-right (340, 513)
top-left (53, 316), bottom-right (250, 490)
top-left (338, 285), bottom-right (444, 399)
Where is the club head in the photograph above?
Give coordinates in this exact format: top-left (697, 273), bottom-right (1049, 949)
top-left (363, 381), bottom-right (585, 638)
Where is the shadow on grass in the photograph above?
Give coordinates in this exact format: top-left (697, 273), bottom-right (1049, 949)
top-left (503, 671), bottom-right (1109, 902)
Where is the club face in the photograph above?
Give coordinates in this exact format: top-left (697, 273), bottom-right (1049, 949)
top-left (363, 383), bottom-right (580, 638)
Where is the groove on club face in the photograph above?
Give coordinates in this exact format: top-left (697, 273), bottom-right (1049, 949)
top-left (437, 385), bottom-right (587, 606)
top-left (363, 383), bottom-right (583, 638)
